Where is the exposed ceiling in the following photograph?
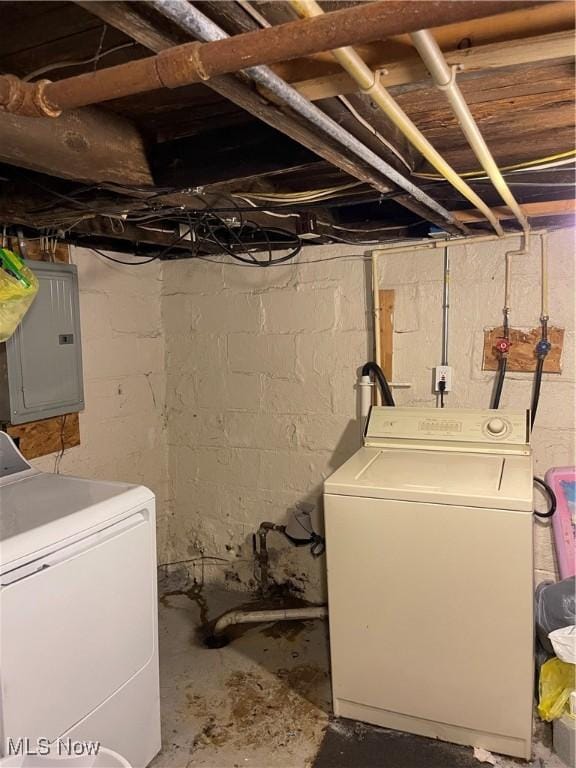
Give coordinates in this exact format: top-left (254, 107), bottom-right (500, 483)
top-left (0, 0), bottom-right (574, 260)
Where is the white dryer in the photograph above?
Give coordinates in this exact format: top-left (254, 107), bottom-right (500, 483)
top-left (324, 407), bottom-right (534, 759)
top-left (0, 434), bottom-right (160, 767)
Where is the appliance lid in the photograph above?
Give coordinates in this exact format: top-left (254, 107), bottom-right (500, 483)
top-left (324, 446), bottom-right (533, 510)
top-left (0, 431), bottom-right (40, 485)
top-left (0, 472), bottom-right (154, 569)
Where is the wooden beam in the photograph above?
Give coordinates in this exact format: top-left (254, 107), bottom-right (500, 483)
top-left (0, 107), bottom-right (152, 186)
top-left (75, 1), bottom-right (463, 233)
top-left (454, 199), bottom-right (576, 223)
top-left (273, 2), bottom-right (575, 85)
top-left (379, 289), bottom-right (395, 382)
top-left (294, 30), bottom-right (576, 101)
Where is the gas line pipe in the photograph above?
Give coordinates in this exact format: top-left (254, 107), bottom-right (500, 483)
top-left (289, 0), bottom-right (504, 237)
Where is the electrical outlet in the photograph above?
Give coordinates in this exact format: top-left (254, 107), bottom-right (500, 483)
top-left (434, 365), bottom-right (453, 392)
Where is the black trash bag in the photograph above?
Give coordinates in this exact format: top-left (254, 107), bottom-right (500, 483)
top-left (535, 576), bottom-right (576, 660)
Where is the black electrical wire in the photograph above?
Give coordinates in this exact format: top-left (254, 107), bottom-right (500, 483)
top-left (88, 246), bottom-right (157, 265)
top-left (491, 356), bottom-right (507, 409)
top-left (361, 362), bottom-right (395, 407)
top-left (533, 476), bottom-right (556, 518)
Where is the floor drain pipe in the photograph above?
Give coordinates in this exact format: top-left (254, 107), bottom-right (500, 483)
top-left (205, 606), bottom-right (328, 648)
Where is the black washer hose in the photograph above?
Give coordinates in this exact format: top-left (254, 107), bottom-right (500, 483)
top-left (533, 476), bottom-right (556, 518)
top-left (491, 356), bottom-right (507, 410)
top-left (530, 356), bottom-right (545, 430)
top-left (362, 362), bottom-right (395, 407)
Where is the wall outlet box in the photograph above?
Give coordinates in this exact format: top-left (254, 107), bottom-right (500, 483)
top-left (434, 365), bottom-right (453, 392)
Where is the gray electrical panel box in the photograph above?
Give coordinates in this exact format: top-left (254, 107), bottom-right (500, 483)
top-left (0, 260), bottom-right (84, 425)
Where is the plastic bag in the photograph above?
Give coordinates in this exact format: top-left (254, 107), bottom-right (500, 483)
top-left (535, 577), bottom-right (576, 658)
top-left (538, 657), bottom-right (576, 721)
top-left (0, 249), bottom-right (39, 342)
top-left (549, 625), bottom-right (576, 664)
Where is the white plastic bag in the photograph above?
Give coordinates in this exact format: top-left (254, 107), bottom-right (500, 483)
top-left (549, 625), bottom-right (576, 664)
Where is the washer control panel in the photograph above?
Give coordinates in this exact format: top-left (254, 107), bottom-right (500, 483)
top-left (366, 407), bottom-right (530, 446)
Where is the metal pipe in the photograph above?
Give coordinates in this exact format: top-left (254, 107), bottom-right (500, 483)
top-left (0, 1), bottom-right (535, 114)
top-left (441, 248), bottom-right (450, 366)
top-left (540, 233), bottom-right (549, 321)
top-left (372, 255), bottom-right (382, 404)
top-left (206, 606), bottom-right (328, 647)
top-left (290, 0), bottom-right (504, 237)
top-left (150, 0), bottom-right (465, 234)
top-left (410, 29), bottom-right (530, 236)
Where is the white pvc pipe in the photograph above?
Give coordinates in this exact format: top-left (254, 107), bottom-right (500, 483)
top-left (211, 606), bottom-right (328, 637)
top-left (290, 0), bottom-right (504, 237)
top-left (410, 29), bottom-right (529, 237)
top-left (359, 374), bottom-right (373, 417)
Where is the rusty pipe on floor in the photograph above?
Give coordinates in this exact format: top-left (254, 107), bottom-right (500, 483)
top-left (0, 1), bottom-right (539, 116)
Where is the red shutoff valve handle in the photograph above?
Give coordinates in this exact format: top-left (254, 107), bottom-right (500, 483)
top-left (495, 337), bottom-right (511, 355)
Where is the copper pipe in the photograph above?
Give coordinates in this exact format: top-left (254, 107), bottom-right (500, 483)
top-left (1, 1), bottom-right (539, 115)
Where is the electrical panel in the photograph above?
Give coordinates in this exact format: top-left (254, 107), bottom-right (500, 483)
top-left (0, 261), bottom-right (84, 425)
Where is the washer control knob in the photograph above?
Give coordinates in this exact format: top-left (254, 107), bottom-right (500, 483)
top-left (486, 417), bottom-right (507, 436)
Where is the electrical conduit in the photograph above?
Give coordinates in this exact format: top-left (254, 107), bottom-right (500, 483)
top-left (289, 0), bottom-right (504, 237)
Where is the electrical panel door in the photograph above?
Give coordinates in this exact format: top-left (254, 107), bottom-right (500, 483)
top-left (0, 261), bottom-right (84, 424)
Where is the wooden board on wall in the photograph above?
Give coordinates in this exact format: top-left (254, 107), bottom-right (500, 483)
top-left (3, 238), bottom-right (81, 459)
top-left (7, 413), bottom-right (80, 460)
top-left (379, 289), bottom-right (395, 380)
top-left (483, 326), bottom-right (564, 373)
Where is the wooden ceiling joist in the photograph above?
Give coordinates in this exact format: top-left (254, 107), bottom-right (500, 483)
top-left (454, 198), bottom-right (576, 223)
top-left (293, 30), bottom-right (576, 102)
top-left (74, 0), bottom-right (464, 232)
top-left (0, 107), bottom-right (152, 186)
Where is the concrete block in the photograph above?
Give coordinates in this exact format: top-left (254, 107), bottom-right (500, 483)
top-left (262, 375), bottom-right (332, 415)
top-left (262, 287), bottom-right (336, 333)
top-left (224, 412), bottom-right (297, 450)
top-left (191, 293), bottom-right (261, 333)
top-left (228, 333), bottom-right (296, 377)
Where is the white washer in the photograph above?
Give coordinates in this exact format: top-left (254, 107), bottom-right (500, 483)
top-left (0, 434), bottom-right (161, 767)
top-left (324, 407), bottom-right (534, 759)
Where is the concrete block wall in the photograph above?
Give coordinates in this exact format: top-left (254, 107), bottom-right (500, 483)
top-left (31, 247), bottom-right (171, 562)
top-left (162, 253), bottom-right (372, 599)
top-left (163, 228), bottom-right (575, 597)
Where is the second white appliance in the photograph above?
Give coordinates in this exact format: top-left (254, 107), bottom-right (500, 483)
top-left (324, 407), bottom-right (534, 759)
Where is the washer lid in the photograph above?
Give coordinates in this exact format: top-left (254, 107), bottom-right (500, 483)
top-left (324, 446), bottom-right (533, 510)
top-left (0, 472), bottom-right (154, 569)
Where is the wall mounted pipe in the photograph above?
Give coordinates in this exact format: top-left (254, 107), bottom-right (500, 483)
top-left (410, 29), bottom-right (530, 236)
top-left (150, 0), bottom-right (465, 234)
top-left (290, 0), bottom-right (504, 237)
top-left (370, 230), bottom-right (547, 382)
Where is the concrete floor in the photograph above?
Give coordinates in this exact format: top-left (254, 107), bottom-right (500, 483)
top-left (151, 588), bottom-right (564, 768)
top-left (151, 587), bottom-right (331, 768)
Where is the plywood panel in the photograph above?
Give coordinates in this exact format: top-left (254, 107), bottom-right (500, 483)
top-left (379, 289), bottom-right (395, 381)
top-left (483, 326), bottom-right (564, 373)
top-left (7, 413), bottom-right (80, 460)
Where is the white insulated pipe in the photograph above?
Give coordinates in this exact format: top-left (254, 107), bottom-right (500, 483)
top-left (211, 606), bottom-right (328, 637)
top-left (290, 0), bottom-right (504, 237)
top-left (410, 29), bottom-right (530, 237)
top-left (540, 233), bottom-right (549, 320)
